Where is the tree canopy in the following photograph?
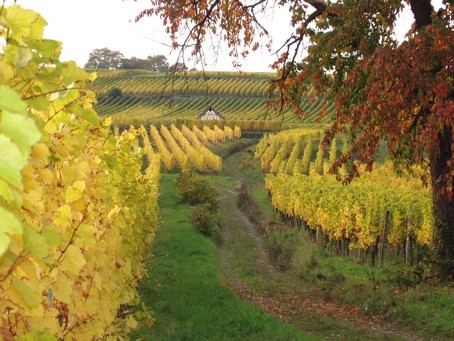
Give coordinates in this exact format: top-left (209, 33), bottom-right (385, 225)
top-left (85, 48), bottom-right (169, 72)
top-left (85, 47), bottom-right (124, 69)
top-left (121, 55), bottom-right (169, 72)
top-left (136, 0), bottom-right (453, 278)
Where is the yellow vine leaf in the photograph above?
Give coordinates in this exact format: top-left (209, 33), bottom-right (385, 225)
top-left (75, 224), bottom-right (96, 248)
top-left (0, 206), bottom-right (22, 256)
top-left (41, 226), bottom-right (61, 248)
top-left (107, 205), bottom-right (121, 220)
top-left (22, 224), bottom-right (49, 259)
top-left (59, 245), bottom-right (86, 276)
top-left (65, 180), bottom-right (85, 203)
top-left (0, 61), bottom-right (13, 83)
top-left (103, 116), bottom-right (112, 127)
top-left (54, 205), bottom-right (72, 228)
top-left (10, 277), bottom-right (42, 312)
top-left (52, 271), bottom-right (73, 304)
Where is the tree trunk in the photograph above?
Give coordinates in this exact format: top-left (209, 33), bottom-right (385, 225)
top-left (429, 125), bottom-right (454, 280)
top-left (410, 0), bottom-right (432, 28)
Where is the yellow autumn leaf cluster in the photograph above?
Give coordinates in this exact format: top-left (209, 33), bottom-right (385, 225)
top-left (260, 129), bottom-right (434, 251)
top-left (266, 164), bottom-right (434, 250)
top-left (0, 5), bottom-right (158, 339)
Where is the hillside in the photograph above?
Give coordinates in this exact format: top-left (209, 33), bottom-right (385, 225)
top-left (89, 69), bottom-right (335, 126)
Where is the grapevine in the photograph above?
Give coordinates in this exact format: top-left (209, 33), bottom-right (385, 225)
top-left (0, 6), bottom-right (158, 339)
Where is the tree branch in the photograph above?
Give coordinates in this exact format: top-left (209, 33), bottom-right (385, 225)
top-left (275, 0), bottom-right (335, 81)
top-left (410, 0), bottom-right (433, 29)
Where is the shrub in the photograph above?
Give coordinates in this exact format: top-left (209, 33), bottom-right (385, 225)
top-left (190, 205), bottom-right (216, 236)
top-left (266, 229), bottom-right (299, 270)
top-left (176, 171), bottom-right (219, 211)
top-left (236, 183), bottom-right (262, 225)
top-left (108, 87), bottom-right (123, 98)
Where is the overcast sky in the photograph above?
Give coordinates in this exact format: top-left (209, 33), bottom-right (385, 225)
top-left (4, 0), bottom-right (444, 72)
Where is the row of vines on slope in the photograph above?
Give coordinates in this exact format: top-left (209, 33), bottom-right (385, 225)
top-left (96, 96), bottom-right (334, 125)
top-left (117, 123), bottom-right (241, 172)
top-left (0, 6), bottom-right (157, 339)
top-left (257, 129), bottom-right (434, 266)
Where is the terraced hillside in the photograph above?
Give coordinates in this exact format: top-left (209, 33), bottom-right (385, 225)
top-left (90, 69), bottom-right (334, 126)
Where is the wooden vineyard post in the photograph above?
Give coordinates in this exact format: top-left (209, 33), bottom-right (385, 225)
top-left (379, 211), bottom-right (390, 268)
top-left (315, 227), bottom-right (321, 246)
top-left (405, 207), bottom-right (413, 266)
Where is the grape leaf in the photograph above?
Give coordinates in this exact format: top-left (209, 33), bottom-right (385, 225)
top-left (18, 329), bottom-right (57, 341)
top-left (0, 135), bottom-right (26, 189)
top-left (0, 61), bottom-right (14, 83)
top-left (1, 111), bottom-right (41, 156)
top-left (0, 206), bottom-right (23, 235)
top-left (0, 85), bottom-right (27, 114)
top-left (41, 226), bottom-right (61, 247)
top-left (15, 47), bottom-right (33, 68)
top-left (0, 233), bottom-right (10, 258)
top-left (52, 272), bottom-right (72, 304)
top-left (59, 245), bottom-right (86, 276)
top-left (0, 206), bottom-right (23, 256)
top-left (11, 277), bottom-right (41, 309)
top-left (5, 5), bottom-right (45, 41)
top-left (23, 224), bottom-right (49, 259)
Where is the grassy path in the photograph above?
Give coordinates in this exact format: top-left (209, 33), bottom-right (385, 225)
top-left (216, 142), bottom-right (420, 340)
top-left (131, 141), bottom-right (449, 340)
top-left (131, 174), bottom-right (310, 340)
top-left (215, 179), bottom-right (410, 340)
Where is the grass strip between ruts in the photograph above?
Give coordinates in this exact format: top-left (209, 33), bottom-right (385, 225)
top-left (131, 174), bottom-right (310, 340)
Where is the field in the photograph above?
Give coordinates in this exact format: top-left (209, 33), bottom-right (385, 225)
top-left (131, 174), bottom-right (310, 340)
top-left (90, 69), bottom-right (335, 125)
top-left (108, 73), bottom-right (452, 339)
top-left (4, 3), bottom-right (453, 340)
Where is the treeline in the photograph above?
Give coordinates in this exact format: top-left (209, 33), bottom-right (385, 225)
top-left (84, 47), bottom-right (188, 72)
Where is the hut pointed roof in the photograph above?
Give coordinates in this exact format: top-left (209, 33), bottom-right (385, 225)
top-left (197, 106), bottom-right (225, 120)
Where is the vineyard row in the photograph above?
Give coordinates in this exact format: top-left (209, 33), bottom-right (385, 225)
top-left (256, 128), bottom-right (434, 266)
top-left (118, 123), bottom-right (242, 173)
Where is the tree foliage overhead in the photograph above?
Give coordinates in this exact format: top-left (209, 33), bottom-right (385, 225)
top-left (136, 0), bottom-right (453, 277)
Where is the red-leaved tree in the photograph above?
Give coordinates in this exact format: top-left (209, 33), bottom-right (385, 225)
top-left (136, 0), bottom-right (453, 278)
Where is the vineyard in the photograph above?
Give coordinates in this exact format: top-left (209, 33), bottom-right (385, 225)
top-left (256, 128), bottom-right (434, 266)
top-left (90, 69), bottom-right (335, 126)
top-left (121, 123), bottom-right (241, 172)
top-left (2, 3), bottom-right (453, 341)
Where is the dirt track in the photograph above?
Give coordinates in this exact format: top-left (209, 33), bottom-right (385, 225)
top-left (216, 149), bottom-right (422, 340)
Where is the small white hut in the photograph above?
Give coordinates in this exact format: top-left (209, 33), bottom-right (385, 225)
top-left (197, 106), bottom-right (225, 121)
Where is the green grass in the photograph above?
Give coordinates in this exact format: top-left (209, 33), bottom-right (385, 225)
top-left (221, 140), bottom-right (454, 340)
top-left (130, 139), bottom-right (453, 340)
top-left (131, 174), bottom-right (311, 340)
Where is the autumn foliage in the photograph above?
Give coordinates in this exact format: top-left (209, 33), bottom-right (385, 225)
top-left (0, 6), bottom-right (157, 339)
top-left (137, 0), bottom-right (453, 278)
